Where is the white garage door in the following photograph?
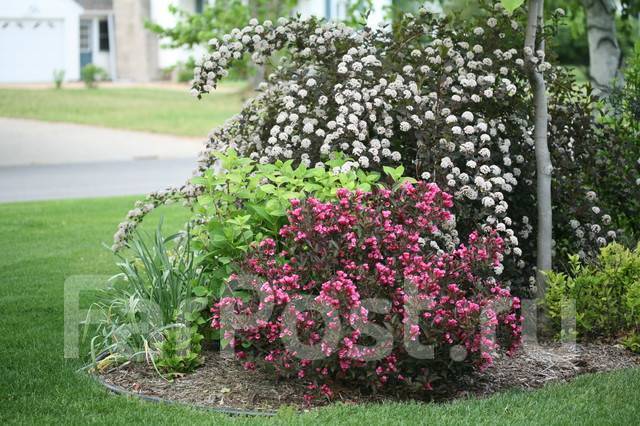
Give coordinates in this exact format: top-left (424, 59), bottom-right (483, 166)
top-left (0, 19), bottom-right (65, 83)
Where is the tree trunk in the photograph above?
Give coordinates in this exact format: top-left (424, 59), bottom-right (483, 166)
top-left (248, 0), bottom-right (265, 89)
top-left (525, 0), bottom-right (552, 299)
top-left (582, 0), bottom-right (622, 97)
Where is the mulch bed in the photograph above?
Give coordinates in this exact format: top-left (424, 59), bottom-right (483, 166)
top-left (98, 343), bottom-right (639, 413)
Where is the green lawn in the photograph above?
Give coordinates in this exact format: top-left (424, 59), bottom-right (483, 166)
top-left (1, 197), bottom-right (639, 424)
top-left (0, 84), bottom-right (246, 137)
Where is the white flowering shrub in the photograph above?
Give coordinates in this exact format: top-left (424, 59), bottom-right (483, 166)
top-left (188, 8), bottom-right (537, 286)
top-left (115, 3), bottom-right (636, 294)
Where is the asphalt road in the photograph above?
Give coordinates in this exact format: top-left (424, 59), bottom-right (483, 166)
top-left (0, 159), bottom-right (196, 203)
top-left (0, 117), bottom-right (204, 203)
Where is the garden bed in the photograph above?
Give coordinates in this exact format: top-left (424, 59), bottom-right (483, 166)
top-left (97, 343), bottom-right (639, 413)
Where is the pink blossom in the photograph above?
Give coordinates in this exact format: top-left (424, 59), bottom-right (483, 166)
top-left (210, 182), bottom-right (522, 399)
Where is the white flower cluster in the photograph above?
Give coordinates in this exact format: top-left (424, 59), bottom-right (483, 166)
top-left (185, 12), bottom-right (544, 280)
top-left (562, 190), bottom-right (618, 258)
top-left (118, 12), bottom-right (535, 268)
top-left (114, 8), bottom-right (622, 291)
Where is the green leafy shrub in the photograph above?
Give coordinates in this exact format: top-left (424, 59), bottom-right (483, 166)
top-left (155, 327), bottom-right (204, 377)
top-left (187, 149), bottom-right (408, 296)
top-left (112, 151), bottom-right (408, 348)
top-left (80, 64), bottom-right (108, 89)
top-left (544, 243), bottom-right (640, 351)
top-left (86, 225), bottom-right (208, 375)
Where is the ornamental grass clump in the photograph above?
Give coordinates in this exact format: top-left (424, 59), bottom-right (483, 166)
top-left (86, 227), bottom-right (208, 376)
top-left (211, 182), bottom-right (522, 398)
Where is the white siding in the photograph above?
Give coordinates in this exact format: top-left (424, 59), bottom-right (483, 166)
top-left (0, 19), bottom-right (65, 82)
top-left (151, 0), bottom-right (210, 69)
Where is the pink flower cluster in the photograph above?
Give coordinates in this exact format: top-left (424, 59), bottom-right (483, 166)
top-left (211, 182), bottom-right (522, 397)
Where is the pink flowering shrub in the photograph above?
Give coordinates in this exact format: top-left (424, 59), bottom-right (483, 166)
top-left (212, 182), bottom-right (522, 397)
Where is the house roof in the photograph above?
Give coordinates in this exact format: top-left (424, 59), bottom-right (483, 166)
top-left (74, 0), bottom-right (113, 10)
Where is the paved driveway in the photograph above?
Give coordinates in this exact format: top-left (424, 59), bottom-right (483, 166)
top-left (0, 118), bottom-right (204, 203)
top-left (0, 159), bottom-right (196, 203)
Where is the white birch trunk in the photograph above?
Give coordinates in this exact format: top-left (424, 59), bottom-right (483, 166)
top-left (582, 0), bottom-right (622, 96)
top-left (525, 0), bottom-right (553, 298)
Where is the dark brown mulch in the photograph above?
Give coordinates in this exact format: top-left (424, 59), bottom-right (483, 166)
top-left (97, 343), bottom-right (639, 413)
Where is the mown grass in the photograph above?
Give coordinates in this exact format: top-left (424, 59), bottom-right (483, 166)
top-left (0, 84), bottom-right (246, 137)
top-left (0, 196), bottom-right (638, 424)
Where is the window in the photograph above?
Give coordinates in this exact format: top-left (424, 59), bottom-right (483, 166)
top-left (80, 19), bottom-right (91, 52)
top-left (99, 19), bottom-right (109, 51)
top-left (195, 0), bottom-right (205, 13)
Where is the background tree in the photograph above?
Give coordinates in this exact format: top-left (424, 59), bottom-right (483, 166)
top-left (146, 0), bottom-right (296, 81)
top-left (583, 0), bottom-right (622, 95)
top-left (546, 0), bottom-right (640, 95)
top-left (443, 0), bottom-right (639, 94)
top-left (147, 0), bottom-right (297, 47)
top-left (343, 0), bottom-right (375, 27)
top-left (146, 1), bottom-right (249, 48)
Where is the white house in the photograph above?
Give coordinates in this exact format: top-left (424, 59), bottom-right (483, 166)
top-left (0, 0), bottom-right (391, 84)
top-left (0, 0), bottom-right (215, 83)
top-left (0, 0), bottom-right (84, 82)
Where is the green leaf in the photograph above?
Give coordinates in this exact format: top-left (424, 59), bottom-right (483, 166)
top-left (192, 297), bottom-right (209, 308)
top-left (282, 191), bottom-right (302, 200)
top-left (192, 286), bottom-right (209, 297)
top-left (246, 204), bottom-right (274, 224)
top-left (260, 184), bottom-right (276, 194)
top-left (190, 176), bottom-right (208, 186)
top-left (500, 0), bottom-right (525, 13)
top-left (383, 165), bottom-right (404, 182)
top-left (197, 195), bottom-right (213, 205)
